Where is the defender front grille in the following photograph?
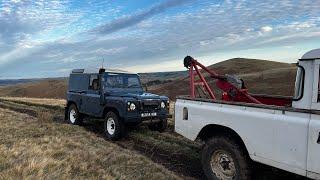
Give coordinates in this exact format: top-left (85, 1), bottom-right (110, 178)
top-left (140, 100), bottom-right (160, 111)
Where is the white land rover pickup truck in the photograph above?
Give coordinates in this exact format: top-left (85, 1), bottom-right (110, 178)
top-left (175, 49), bottom-right (320, 180)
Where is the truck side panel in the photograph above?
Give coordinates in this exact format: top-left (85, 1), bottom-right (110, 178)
top-left (175, 99), bottom-right (309, 176)
top-left (307, 115), bottom-right (320, 179)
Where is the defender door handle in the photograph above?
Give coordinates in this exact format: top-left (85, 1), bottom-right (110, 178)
top-left (317, 132), bottom-right (320, 144)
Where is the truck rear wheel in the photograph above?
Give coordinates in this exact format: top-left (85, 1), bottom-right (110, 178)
top-left (67, 104), bottom-right (83, 125)
top-left (104, 111), bottom-right (126, 141)
top-left (148, 118), bottom-right (167, 132)
top-left (201, 136), bottom-right (251, 180)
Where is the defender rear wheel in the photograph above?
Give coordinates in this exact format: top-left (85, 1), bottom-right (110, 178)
top-left (67, 104), bottom-right (83, 125)
top-left (201, 136), bottom-right (251, 180)
top-left (104, 111), bottom-right (126, 141)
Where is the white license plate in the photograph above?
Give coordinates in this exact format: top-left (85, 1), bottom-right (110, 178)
top-left (141, 112), bottom-right (157, 117)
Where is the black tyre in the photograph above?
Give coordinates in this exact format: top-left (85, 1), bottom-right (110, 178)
top-left (67, 104), bottom-right (83, 125)
top-left (104, 111), bottom-right (126, 141)
top-left (148, 118), bottom-right (167, 132)
top-left (201, 136), bottom-right (251, 180)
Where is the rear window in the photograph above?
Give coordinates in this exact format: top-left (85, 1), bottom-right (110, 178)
top-left (68, 74), bottom-right (89, 91)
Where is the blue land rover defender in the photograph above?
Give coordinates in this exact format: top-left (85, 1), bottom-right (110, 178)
top-left (65, 68), bottom-right (169, 140)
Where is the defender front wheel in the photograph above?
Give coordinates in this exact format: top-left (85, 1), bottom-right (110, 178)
top-left (67, 104), bottom-right (83, 125)
top-left (201, 136), bottom-right (251, 180)
top-left (104, 111), bottom-right (126, 141)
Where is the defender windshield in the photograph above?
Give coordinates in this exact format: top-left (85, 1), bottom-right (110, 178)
top-left (103, 73), bottom-right (142, 90)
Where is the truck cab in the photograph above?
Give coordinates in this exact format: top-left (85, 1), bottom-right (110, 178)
top-left (294, 49), bottom-right (320, 179)
top-left (175, 49), bottom-right (320, 179)
top-left (66, 68), bottom-right (169, 140)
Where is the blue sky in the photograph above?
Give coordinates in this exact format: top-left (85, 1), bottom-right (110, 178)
top-left (0, 0), bottom-right (319, 79)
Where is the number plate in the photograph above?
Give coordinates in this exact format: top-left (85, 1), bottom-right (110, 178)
top-left (141, 112), bottom-right (157, 117)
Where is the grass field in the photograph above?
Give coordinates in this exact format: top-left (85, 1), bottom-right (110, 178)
top-left (0, 100), bottom-right (183, 179)
top-left (0, 97), bottom-right (308, 179)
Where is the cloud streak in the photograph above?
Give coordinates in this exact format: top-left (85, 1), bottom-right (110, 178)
top-left (91, 0), bottom-right (191, 34)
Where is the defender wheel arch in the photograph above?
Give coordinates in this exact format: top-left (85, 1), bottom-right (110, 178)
top-left (103, 107), bottom-right (121, 118)
top-left (197, 124), bottom-right (250, 157)
top-left (67, 101), bottom-right (77, 109)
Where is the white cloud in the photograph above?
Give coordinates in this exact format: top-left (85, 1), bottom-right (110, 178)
top-left (261, 26), bottom-right (273, 33)
top-left (280, 21), bottom-right (316, 31)
top-left (11, 0), bottom-right (21, 3)
top-left (94, 47), bottom-right (127, 55)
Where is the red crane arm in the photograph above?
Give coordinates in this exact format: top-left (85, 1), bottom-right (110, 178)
top-left (184, 56), bottom-right (262, 104)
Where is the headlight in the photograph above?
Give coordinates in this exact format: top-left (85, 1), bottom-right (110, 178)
top-left (129, 102), bottom-right (136, 111)
top-left (161, 101), bottom-right (166, 108)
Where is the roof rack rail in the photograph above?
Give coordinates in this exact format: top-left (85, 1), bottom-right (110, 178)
top-left (72, 69), bottom-right (84, 73)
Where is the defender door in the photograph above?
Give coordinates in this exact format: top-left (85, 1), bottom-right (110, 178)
top-left (82, 74), bottom-right (102, 116)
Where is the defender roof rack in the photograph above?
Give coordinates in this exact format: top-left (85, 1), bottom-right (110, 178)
top-left (71, 68), bottom-right (136, 74)
top-left (71, 69), bottom-right (85, 73)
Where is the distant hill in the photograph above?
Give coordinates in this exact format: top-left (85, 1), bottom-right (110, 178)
top-left (0, 79), bottom-right (68, 99)
top-left (207, 58), bottom-right (294, 74)
top-left (0, 79), bottom-right (39, 86)
top-left (0, 71), bottom-right (186, 99)
top-left (0, 58), bottom-right (297, 100)
top-left (139, 71), bottom-right (187, 87)
top-left (150, 58), bottom-right (297, 100)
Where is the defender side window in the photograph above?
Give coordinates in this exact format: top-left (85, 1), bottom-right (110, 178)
top-left (128, 77), bottom-right (140, 88)
top-left (89, 74), bottom-right (100, 91)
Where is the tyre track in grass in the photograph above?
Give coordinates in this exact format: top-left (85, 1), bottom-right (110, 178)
top-left (0, 101), bottom-right (37, 117)
top-left (82, 121), bottom-right (205, 179)
top-left (0, 98), bottom-right (203, 179)
top-left (0, 107), bottom-right (181, 179)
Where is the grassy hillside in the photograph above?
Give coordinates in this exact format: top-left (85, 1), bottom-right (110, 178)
top-left (207, 58), bottom-right (294, 74)
top-left (0, 58), bottom-right (297, 100)
top-left (139, 71), bottom-right (187, 86)
top-left (0, 79), bottom-right (38, 86)
top-left (0, 79), bottom-right (68, 99)
top-left (151, 58), bottom-right (297, 100)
